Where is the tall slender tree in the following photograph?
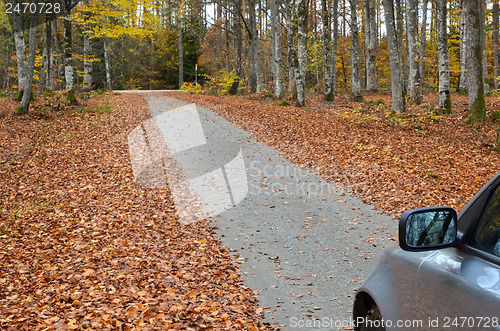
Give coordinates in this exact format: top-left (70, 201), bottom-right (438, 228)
top-left (437, 0), bottom-right (452, 113)
top-left (43, 13), bottom-right (54, 91)
top-left (350, 0), bottom-right (362, 101)
top-left (295, 0), bottom-right (308, 106)
top-left (19, 10), bottom-right (39, 114)
top-left (12, 0), bottom-right (27, 95)
top-left (323, 0), bottom-right (333, 99)
top-left (419, 0), bottom-right (428, 92)
top-left (479, 0), bottom-right (489, 95)
top-left (331, 0), bottom-right (339, 97)
top-left (463, 0), bottom-right (486, 122)
top-left (459, 0), bottom-right (468, 93)
top-left (406, 0), bottom-right (422, 104)
top-left (271, 0), bottom-right (283, 98)
top-left (494, 0), bottom-right (499, 89)
top-left (383, 0), bottom-right (405, 112)
top-left (248, 0), bottom-right (260, 93)
top-left (177, 0), bottom-right (184, 89)
top-left (82, 0), bottom-right (92, 91)
top-left (284, 0), bottom-right (298, 92)
top-left (364, 0), bottom-right (377, 91)
top-left (63, 0), bottom-right (80, 91)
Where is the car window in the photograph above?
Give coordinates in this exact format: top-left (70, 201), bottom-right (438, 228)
top-left (472, 185), bottom-right (500, 257)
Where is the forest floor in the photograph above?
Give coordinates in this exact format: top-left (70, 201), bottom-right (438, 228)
top-left (1, 89), bottom-right (500, 330)
top-left (0, 92), bottom-right (266, 330)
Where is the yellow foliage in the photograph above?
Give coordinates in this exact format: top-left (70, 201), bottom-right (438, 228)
top-left (204, 70), bottom-right (240, 95)
top-left (181, 82), bottom-right (202, 94)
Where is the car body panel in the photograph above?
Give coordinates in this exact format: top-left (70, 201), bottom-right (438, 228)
top-left (356, 248), bottom-right (434, 330)
top-left (412, 248), bottom-right (500, 329)
top-left (354, 171), bottom-right (500, 330)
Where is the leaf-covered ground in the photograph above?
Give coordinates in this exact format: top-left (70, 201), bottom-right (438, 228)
top-left (0, 93), bottom-right (265, 330)
top-left (2, 90), bottom-right (500, 330)
top-left (166, 91), bottom-right (500, 216)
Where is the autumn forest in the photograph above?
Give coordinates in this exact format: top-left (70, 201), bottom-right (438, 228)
top-left (0, 0), bottom-right (497, 119)
top-left (3, 0), bottom-right (500, 329)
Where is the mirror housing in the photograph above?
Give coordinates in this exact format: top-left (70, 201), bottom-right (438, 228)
top-left (399, 207), bottom-right (457, 252)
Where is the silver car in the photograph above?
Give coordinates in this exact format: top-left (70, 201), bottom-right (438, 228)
top-left (353, 172), bottom-right (500, 330)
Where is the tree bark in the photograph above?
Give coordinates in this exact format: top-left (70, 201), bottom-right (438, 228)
top-left (395, 0), bottom-right (404, 76)
top-left (323, 0), bottom-right (333, 99)
top-left (177, 0), bottom-right (184, 89)
top-left (459, 0), bottom-right (468, 93)
top-left (350, 0), bottom-right (362, 101)
top-left (248, 0), bottom-right (260, 93)
top-left (229, 0), bottom-right (243, 95)
top-left (19, 11), bottom-right (38, 114)
top-left (45, 13), bottom-right (54, 91)
top-left (12, 0), bottom-right (27, 93)
top-left (104, 37), bottom-right (112, 90)
top-left (464, 0), bottom-right (486, 122)
top-left (83, 30), bottom-right (92, 90)
top-left (406, 0), bottom-right (422, 104)
top-left (383, 0), bottom-right (405, 112)
top-left (364, 0), bottom-right (377, 91)
top-left (479, 0), bottom-right (489, 95)
top-left (271, 0), bottom-right (283, 98)
top-left (436, 0), bottom-right (452, 113)
top-left (331, 0), bottom-right (339, 97)
top-left (494, 0), bottom-right (499, 89)
top-left (295, 0), bottom-right (308, 106)
top-left (64, 6), bottom-right (74, 90)
top-left (285, 0), bottom-right (298, 93)
top-left (419, 0), bottom-right (428, 93)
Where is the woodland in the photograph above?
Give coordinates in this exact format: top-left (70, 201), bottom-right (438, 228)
top-left (0, 0), bottom-right (498, 121)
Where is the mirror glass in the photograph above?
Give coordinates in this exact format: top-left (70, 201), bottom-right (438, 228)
top-left (405, 210), bottom-right (456, 248)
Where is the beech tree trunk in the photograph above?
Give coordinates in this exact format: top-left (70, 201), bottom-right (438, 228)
top-left (323, 0), bottom-right (333, 99)
top-left (285, 0), bottom-right (297, 92)
top-left (12, 0), bottom-right (27, 92)
top-left (406, 0), bottom-right (422, 104)
top-left (271, 0), bottom-right (283, 98)
top-left (419, 0), bottom-right (428, 92)
top-left (229, 0), bottom-right (243, 95)
top-left (295, 0), bottom-right (308, 106)
top-left (19, 11), bottom-right (38, 114)
top-left (45, 13), bottom-right (54, 91)
top-left (364, 0), bottom-right (377, 91)
top-left (64, 10), bottom-right (74, 90)
top-left (459, 0), bottom-right (468, 93)
top-left (479, 0), bottom-right (489, 95)
top-left (331, 0), bottom-right (339, 97)
top-left (494, 0), bottom-right (499, 89)
top-left (177, 0), bottom-right (184, 89)
top-left (83, 30), bottom-right (92, 90)
top-left (104, 37), bottom-right (112, 90)
top-left (249, 0), bottom-right (260, 93)
top-left (464, 0), bottom-right (486, 122)
top-left (437, 0), bottom-right (452, 113)
top-left (395, 0), bottom-right (404, 71)
top-left (383, 0), bottom-right (405, 112)
top-left (350, 0), bottom-right (362, 101)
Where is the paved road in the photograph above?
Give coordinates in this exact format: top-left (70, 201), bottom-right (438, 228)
top-left (136, 95), bottom-right (397, 330)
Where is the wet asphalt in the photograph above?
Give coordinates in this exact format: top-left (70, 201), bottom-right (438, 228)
top-left (141, 95), bottom-right (398, 330)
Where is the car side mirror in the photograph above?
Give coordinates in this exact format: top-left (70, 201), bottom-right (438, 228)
top-left (399, 207), bottom-right (457, 251)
